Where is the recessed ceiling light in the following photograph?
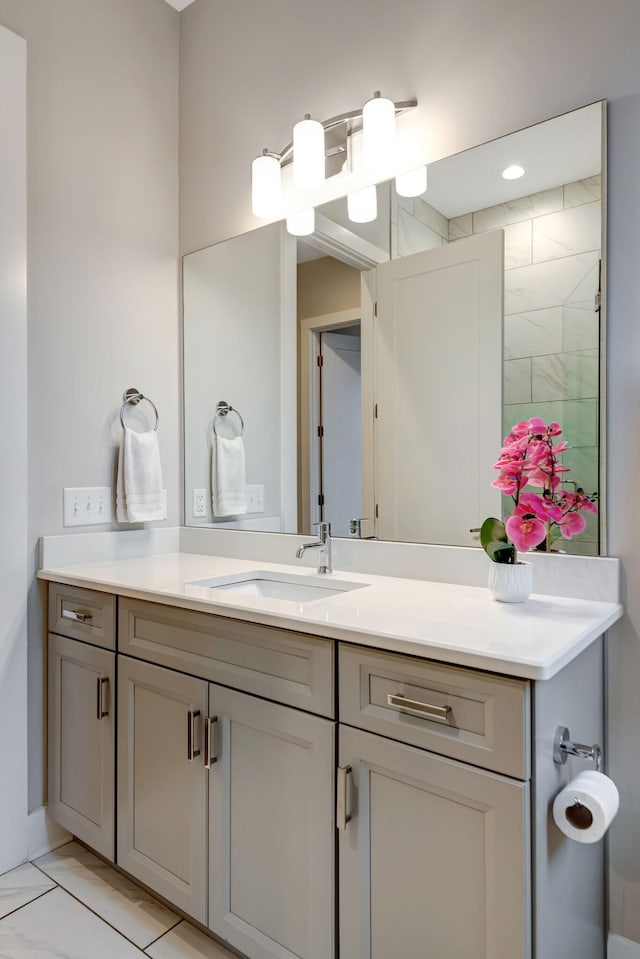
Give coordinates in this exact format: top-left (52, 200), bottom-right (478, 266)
top-left (502, 164), bottom-right (525, 180)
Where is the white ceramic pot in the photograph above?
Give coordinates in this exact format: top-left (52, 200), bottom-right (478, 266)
top-left (487, 561), bottom-right (532, 603)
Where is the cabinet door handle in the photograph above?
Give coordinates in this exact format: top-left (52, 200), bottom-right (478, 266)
top-left (203, 716), bottom-right (218, 769)
top-left (337, 765), bottom-right (352, 831)
top-left (187, 710), bottom-right (201, 761)
top-left (387, 693), bottom-right (451, 722)
top-left (63, 608), bottom-right (93, 624)
top-left (96, 677), bottom-right (109, 719)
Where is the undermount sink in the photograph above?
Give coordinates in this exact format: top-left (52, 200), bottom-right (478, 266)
top-left (188, 571), bottom-right (367, 604)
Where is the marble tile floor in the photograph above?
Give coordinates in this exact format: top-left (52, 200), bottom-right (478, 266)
top-left (0, 842), bottom-right (237, 959)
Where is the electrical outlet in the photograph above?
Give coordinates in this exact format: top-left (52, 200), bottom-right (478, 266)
top-left (63, 487), bottom-right (112, 527)
top-left (193, 488), bottom-right (207, 517)
top-left (246, 485), bottom-right (265, 513)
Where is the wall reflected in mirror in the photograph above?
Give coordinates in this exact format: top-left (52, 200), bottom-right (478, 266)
top-left (183, 102), bottom-right (604, 555)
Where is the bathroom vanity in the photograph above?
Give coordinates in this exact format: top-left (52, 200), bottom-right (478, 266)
top-left (40, 545), bottom-right (622, 959)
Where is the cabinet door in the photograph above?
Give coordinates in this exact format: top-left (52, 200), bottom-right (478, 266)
top-left (48, 634), bottom-right (114, 860)
top-left (117, 656), bottom-right (208, 922)
top-left (208, 684), bottom-right (335, 959)
top-left (339, 725), bottom-right (530, 959)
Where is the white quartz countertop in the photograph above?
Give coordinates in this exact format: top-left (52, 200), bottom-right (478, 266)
top-left (38, 552), bottom-right (622, 680)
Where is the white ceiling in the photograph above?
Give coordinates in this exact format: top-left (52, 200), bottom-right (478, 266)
top-left (165, 0), bottom-right (196, 10)
top-left (426, 102), bottom-right (602, 219)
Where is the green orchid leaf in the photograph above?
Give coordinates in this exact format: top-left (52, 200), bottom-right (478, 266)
top-left (480, 517), bottom-right (507, 553)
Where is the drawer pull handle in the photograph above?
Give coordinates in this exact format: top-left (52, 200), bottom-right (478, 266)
top-left (62, 608), bottom-right (93, 624)
top-left (337, 765), bottom-right (352, 831)
top-left (203, 716), bottom-right (218, 769)
top-left (387, 693), bottom-right (451, 722)
top-left (187, 710), bottom-right (201, 761)
top-left (96, 677), bottom-right (109, 719)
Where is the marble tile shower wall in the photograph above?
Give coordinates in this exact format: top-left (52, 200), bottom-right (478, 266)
top-left (391, 195), bottom-right (450, 255)
top-left (450, 176), bottom-right (601, 555)
top-left (390, 176), bottom-right (601, 555)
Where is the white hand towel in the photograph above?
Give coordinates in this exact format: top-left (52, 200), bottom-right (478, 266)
top-left (212, 434), bottom-right (248, 516)
top-left (117, 427), bottom-right (167, 523)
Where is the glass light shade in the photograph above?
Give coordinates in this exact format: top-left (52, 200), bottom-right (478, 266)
top-left (395, 165), bottom-right (428, 197)
top-left (293, 116), bottom-right (325, 189)
top-left (251, 153), bottom-right (282, 219)
top-left (347, 185), bottom-right (377, 223)
top-left (362, 93), bottom-right (396, 170)
top-left (286, 208), bottom-right (315, 237)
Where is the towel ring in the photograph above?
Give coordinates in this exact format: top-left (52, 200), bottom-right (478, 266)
top-left (213, 400), bottom-right (244, 437)
top-left (120, 387), bottom-right (159, 431)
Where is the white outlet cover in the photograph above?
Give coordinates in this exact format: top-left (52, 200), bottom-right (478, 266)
top-left (246, 485), bottom-right (265, 513)
top-left (193, 488), bottom-right (207, 517)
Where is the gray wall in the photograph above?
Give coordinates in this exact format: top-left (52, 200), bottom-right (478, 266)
top-left (178, 0), bottom-right (640, 942)
top-left (0, 0), bottom-right (180, 811)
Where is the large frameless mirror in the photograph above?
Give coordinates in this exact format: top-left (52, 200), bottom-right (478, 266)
top-left (183, 101), bottom-right (605, 556)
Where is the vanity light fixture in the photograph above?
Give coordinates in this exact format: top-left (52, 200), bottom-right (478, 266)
top-left (502, 164), bottom-right (525, 180)
top-left (251, 92), bottom-right (418, 235)
top-left (251, 151), bottom-right (283, 219)
top-left (286, 208), bottom-right (315, 236)
top-left (347, 185), bottom-right (377, 223)
top-left (395, 165), bottom-right (428, 198)
top-left (293, 115), bottom-right (325, 190)
top-left (362, 92), bottom-right (396, 171)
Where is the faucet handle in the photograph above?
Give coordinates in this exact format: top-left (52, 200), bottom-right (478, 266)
top-left (313, 521), bottom-right (331, 536)
top-left (348, 517), bottom-right (369, 537)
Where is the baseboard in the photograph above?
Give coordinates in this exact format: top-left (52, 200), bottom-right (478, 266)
top-left (28, 807), bottom-right (71, 861)
top-left (609, 933), bottom-right (640, 958)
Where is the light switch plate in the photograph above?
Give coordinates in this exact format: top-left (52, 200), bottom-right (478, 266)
top-left (246, 485), bottom-right (265, 513)
top-left (63, 487), bottom-right (112, 527)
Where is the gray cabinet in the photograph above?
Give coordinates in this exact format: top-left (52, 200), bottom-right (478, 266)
top-left (48, 633), bottom-right (115, 860)
top-left (207, 684), bottom-right (335, 959)
top-left (45, 582), bottom-right (604, 959)
top-left (338, 724), bottom-right (530, 959)
top-left (117, 656), bottom-right (209, 922)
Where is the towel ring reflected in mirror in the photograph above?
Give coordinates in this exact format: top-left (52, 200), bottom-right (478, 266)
top-left (119, 387), bottom-right (159, 431)
top-left (213, 400), bottom-right (244, 438)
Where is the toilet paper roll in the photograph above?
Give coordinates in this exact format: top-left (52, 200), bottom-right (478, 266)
top-left (553, 770), bottom-right (619, 844)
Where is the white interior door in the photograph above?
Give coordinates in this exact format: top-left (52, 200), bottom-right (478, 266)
top-left (321, 330), bottom-right (362, 537)
top-left (375, 231), bottom-right (504, 545)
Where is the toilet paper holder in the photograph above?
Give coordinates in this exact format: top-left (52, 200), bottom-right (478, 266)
top-left (553, 726), bottom-right (602, 772)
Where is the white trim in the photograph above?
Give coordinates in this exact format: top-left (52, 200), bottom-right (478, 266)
top-left (0, 24), bottom-right (28, 876)
top-left (280, 224), bottom-right (298, 533)
top-left (309, 212), bottom-right (388, 269)
top-left (27, 807), bottom-right (71, 861)
top-left (609, 934), bottom-right (640, 959)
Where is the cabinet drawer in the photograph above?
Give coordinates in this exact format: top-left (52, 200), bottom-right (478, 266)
top-left (119, 598), bottom-right (334, 718)
top-left (49, 583), bottom-right (116, 650)
top-left (339, 644), bottom-right (530, 779)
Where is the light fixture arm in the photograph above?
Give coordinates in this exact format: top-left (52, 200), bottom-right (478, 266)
top-left (269, 98), bottom-right (418, 167)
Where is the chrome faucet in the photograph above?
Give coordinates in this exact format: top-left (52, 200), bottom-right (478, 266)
top-left (296, 522), bottom-right (332, 574)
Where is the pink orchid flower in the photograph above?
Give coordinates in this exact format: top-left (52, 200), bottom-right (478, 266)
top-left (491, 472), bottom-right (523, 495)
top-left (526, 417), bottom-right (549, 437)
top-left (519, 492), bottom-right (563, 524)
top-left (486, 416), bottom-right (596, 557)
top-left (505, 510), bottom-right (546, 552)
top-left (527, 469), bottom-right (562, 490)
top-left (560, 512), bottom-right (587, 539)
top-left (575, 491), bottom-right (598, 514)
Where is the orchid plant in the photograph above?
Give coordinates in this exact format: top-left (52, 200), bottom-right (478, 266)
top-left (481, 417), bottom-right (598, 562)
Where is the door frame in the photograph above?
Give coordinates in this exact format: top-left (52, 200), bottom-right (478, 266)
top-left (299, 306), bottom-right (362, 534)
